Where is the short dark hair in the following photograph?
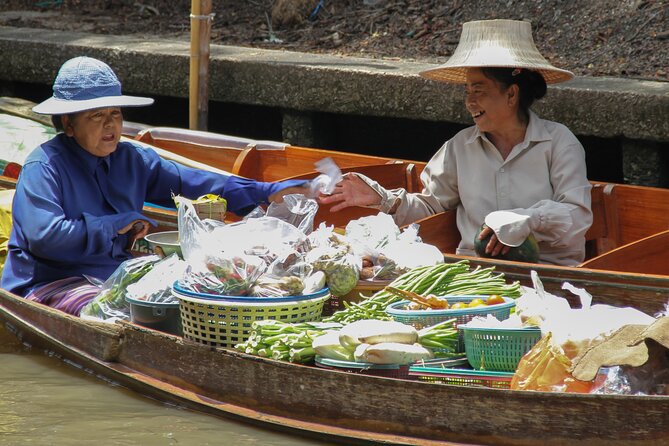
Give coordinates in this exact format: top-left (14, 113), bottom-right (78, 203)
top-left (480, 67), bottom-right (547, 120)
top-left (51, 114), bottom-right (75, 132)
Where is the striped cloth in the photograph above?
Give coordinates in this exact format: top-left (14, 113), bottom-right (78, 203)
top-left (25, 277), bottom-right (100, 316)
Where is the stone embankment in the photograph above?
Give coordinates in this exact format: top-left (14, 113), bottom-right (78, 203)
top-left (0, 26), bottom-right (667, 185)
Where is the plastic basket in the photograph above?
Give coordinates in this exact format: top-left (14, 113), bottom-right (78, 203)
top-left (315, 356), bottom-right (410, 379)
top-left (126, 295), bottom-right (181, 336)
top-left (462, 326), bottom-right (542, 372)
top-left (408, 366), bottom-right (514, 389)
top-left (173, 284), bottom-right (330, 348)
top-left (385, 295), bottom-right (515, 352)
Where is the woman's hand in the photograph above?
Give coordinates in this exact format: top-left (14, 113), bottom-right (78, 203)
top-left (318, 173), bottom-right (382, 212)
top-left (119, 220), bottom-right (150, 251)
top-left (477, 225), bottom-right (512, 257)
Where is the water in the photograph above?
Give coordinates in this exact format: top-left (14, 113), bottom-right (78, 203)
top-left (0, 326), bottom-right (330, 446)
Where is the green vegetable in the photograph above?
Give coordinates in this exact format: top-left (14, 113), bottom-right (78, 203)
top-left (312, 331), bottom-right (355, 361)
top-left (80, 256), bottom-right (157, 320)
top-left (474, 224), bottom-right (540, 263)
top-left (310, 249), bottom-right (358, 297)
top-left (234, 320), bottom-right (342, 364)
top-left (324, 261), bottom-right (521, 324)
top-left (418, 319), bottom-right (459, 356)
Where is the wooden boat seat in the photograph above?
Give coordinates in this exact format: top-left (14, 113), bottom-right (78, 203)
top-left (406, 183), bottom-right (627, 260)
top-left (279, 162), bottom-right (420, 227)
top-left (135, 129), bottom-right (252, 172)
top-left (580, 229), bottom-right (669, 274)
top-left (584, 182), bottom-right (621, 259)
top-left (409, 211), bottom-right (460, 253)
top-left (232, 145), bottom-right (413, 182)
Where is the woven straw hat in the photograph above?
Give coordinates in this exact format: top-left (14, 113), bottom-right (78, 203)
top-left (420, 19), bottom-right (574, 84)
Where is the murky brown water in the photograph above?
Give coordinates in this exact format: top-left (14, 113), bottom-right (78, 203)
top-left (0, 326), bottom-right (330, 446)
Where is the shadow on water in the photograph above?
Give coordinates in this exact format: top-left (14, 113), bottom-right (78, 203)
top-left (0, 324), bottom-right (333, 446)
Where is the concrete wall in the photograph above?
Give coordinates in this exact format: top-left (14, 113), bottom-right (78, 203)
top-left (1, 26), bottom-right (668, 185)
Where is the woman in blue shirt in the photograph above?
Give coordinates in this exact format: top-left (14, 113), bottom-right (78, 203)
top-left (1, 56), bottom-right (306, 315)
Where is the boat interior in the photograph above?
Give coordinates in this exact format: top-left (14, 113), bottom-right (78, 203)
top-left (2, 111), bottom-right (669, 276)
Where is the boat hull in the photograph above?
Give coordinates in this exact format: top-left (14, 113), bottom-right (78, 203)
top-left (1, 289), bottom-right (667, 446)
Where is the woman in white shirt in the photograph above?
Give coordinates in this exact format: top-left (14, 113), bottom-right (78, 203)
top-left (320, 20), bottom-right (592, 266)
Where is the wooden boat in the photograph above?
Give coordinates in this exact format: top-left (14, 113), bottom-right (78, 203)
top-left (133, 125), bottom-right (669, 275)
top-left (4, 97), bottom-right (669, 282)
top-left (1, 100), bottom-right (668, 444)
top-left (1, 286), bottom-right (667, 446)
top-left (4, 104), bottom-right (669, 302)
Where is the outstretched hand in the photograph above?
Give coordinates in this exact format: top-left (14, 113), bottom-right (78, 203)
top-left (318, 173), bottom-right (381, 212)
top-left (477, 225), bottom-right (512, 257)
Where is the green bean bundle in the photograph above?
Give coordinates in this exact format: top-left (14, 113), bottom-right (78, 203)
top-left (324, 261), bottom-right (521, 324)
top-left (417, 318), bottom-right (459, 357)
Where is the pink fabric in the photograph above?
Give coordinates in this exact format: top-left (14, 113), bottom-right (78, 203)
top-left (25, 277), bottom-right (99, 316)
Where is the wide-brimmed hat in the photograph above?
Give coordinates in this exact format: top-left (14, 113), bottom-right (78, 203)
top-left (32, 56), bottom-right (154, 115)
top-left (420, 19), bottom-right (574, 84)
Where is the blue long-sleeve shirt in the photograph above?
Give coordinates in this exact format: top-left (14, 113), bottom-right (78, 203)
top-left (1, 134), bottom-right (304, 296)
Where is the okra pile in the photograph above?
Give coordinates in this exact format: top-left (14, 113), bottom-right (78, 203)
top-left (235, 320), bottom-right (341, 364)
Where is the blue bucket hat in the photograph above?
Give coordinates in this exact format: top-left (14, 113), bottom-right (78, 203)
top-left (32, 56), bottom-right (154, 115)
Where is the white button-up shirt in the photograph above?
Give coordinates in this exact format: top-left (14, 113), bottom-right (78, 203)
top-left (370, 111), bottom-right (592, 266)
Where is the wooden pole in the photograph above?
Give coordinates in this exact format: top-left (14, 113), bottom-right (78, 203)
top-left (189, 0), bottom-right (213, 131)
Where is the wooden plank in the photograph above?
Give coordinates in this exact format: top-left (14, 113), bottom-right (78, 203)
top-left (580, 229), bottom-right (669, 274)
top-left (610, 183), bottom-right (669, 245)
top-left (411, 211), bottom-right (460, 253)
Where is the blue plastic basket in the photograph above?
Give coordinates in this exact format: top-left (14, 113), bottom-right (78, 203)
top-left (315, 356), bottom-right (410, 379)
top-left (386, 295), bottom-right (515, 352)
top-left (385, 295), bottom-right (514, 329)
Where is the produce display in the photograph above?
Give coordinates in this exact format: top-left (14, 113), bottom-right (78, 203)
top-left (75, 192), bottom-right (667, 396)
top-left (324, 261), bottom-right (521, 324)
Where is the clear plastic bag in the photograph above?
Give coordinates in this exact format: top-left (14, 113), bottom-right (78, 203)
top-left (310, 157), bottom-right (342, 196)
top-left (125, 253), bottom-right (188, 303)
top-left (305, 245), bottom-right (360, 297)
top-left (262, 194), bottom-right (319, 234)
top-left (346, 215), bottom-right (441, 280)
top-left (181, 253), bottom-right (266, 296)
top-left (80, 255), bottom-right (161, 321)
top-left (345, 213), bottom-right (400, 250)
top-left (251, 250), bottom-right (314, 297)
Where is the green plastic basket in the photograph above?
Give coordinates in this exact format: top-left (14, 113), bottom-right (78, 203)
top-left (462, 326), bottom-right (542, 372)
